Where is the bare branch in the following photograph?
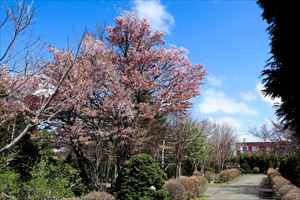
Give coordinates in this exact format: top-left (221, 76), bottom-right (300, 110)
top-left (0, 123), bottom-right (33, 153)
top-left (0, 33), bottom-right (85, 154)
top-left (0, 0), bottom-right (36, 63)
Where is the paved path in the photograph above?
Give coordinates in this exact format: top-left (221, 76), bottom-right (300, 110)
top-left (204, 174), bottom-right (273, 200)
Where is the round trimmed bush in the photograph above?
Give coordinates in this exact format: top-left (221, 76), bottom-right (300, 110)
top-left (267, 168), bottom-right (281, 179)
top-left (241, 163), bottom-right (251, 173)
top-left (218, 169), bottom-right (239, 183)
top-left (253, 167), bottom-right (260, 174)
top-left (190, 176), bottom-right (208, 194)
top-left (175, 177), bottom-right (202, 199)
top-left (114, 154), bottom-right (169, 200)
top-left (165, 180), bottom-right (188, 200)
top-left (81, 191), bottom-right (115, 200)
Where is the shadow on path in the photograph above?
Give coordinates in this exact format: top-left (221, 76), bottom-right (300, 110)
top-left (204, 175), bottom-right (273, 200)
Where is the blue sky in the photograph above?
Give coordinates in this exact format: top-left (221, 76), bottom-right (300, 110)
top-left (2, 0), bottom-right (281, 141)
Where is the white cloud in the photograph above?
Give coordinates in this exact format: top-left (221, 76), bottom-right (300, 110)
top-left (241, 91), bottom-right (257, 102)
top-left (133, 0), bottom-right (175, 34)
top-left (206, 74), bottom-right (224, 87)
top-left (209, 117), bottom-right (243, 129)
top-left (255, 83), bottom-right (282, 106)
top-left (199, 89), bottom-right (258, 116)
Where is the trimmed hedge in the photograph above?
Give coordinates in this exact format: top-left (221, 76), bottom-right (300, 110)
top-left (81, 191), bottom-right (115, 200)
top-left (62, 191), bottom-right (115, 200)
top-left (191, 175), bottom-right (208, 194)
top-left (217, 169), bottom-right (240, 183)
top-left (165, 180), bottom-right (188, 200)
top-left (267, 168), bottom-right (300, 200)
top-left (231, 154), bottom-right (281, 173)
top-left (165, 176), bottom-right (208, 200)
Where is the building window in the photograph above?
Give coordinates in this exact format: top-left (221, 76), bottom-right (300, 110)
top-left (267, 146), bottom-right (272, 152)
top-left (242, 146), bottom-right (248, 153)
top-left (253, 145), bottom-right (258, 151)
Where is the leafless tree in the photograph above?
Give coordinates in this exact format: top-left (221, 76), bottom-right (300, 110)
top-left (205, 121), bottom-right (238, 172)
top-left (249, 120), bottom-right (298, 155)
top-left (162, 116), bottom-right (210, 177)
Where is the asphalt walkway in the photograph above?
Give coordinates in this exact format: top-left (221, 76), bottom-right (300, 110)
top-left (204, 174), bottom-right (273, 200)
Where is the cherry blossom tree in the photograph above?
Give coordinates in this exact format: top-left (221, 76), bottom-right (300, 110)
top-left (107, 12), bottom-right (206, 117)
top-left (0, 0), bottom-right (44, 152)
top-left (1, 11), bottom-right (207, 189)
top-left (105, 12), bottom-right (207, 153)
top-left (47, 12), bottom-right (206, 187)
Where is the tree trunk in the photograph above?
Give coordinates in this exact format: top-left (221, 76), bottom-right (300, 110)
top-left (106, 159), bottom-right (111, 183)
top-left (200, 159), bottom-right (205, 175)
top-left (114, 161), bottom-right (118, 179)
top-left (176, 160), bottom-right (182, 178)
top-left (161, 139), bottom-right (165, 168)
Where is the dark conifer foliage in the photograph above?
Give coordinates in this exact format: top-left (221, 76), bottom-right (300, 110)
top-left (257, 0), bottom-right (300, 139)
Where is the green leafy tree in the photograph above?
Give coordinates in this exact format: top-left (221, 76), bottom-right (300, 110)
top-left (186, 126), bottom-right (211, 174)
top-left (114, 154), bottom-right (169, 200)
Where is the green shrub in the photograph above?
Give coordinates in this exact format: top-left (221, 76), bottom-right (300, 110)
top-left (0, 148), bottom-right (85, 200)
top-left (0, 169), bottom-right (19, 199)
top-left (181, 160), bottom-right (194, 176)
top-left (279, 156), bottom-right (300, 187)
top-left (21, 153), bottom-right (86, 199)
top-left (241, 163), bottom-right (251, 173)
top-left (204, 165), bottom-right (215, 173)
top-left (114, 154), bottom-right (169, 200)
top-left (231, 154), bottom-right (281, 174)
